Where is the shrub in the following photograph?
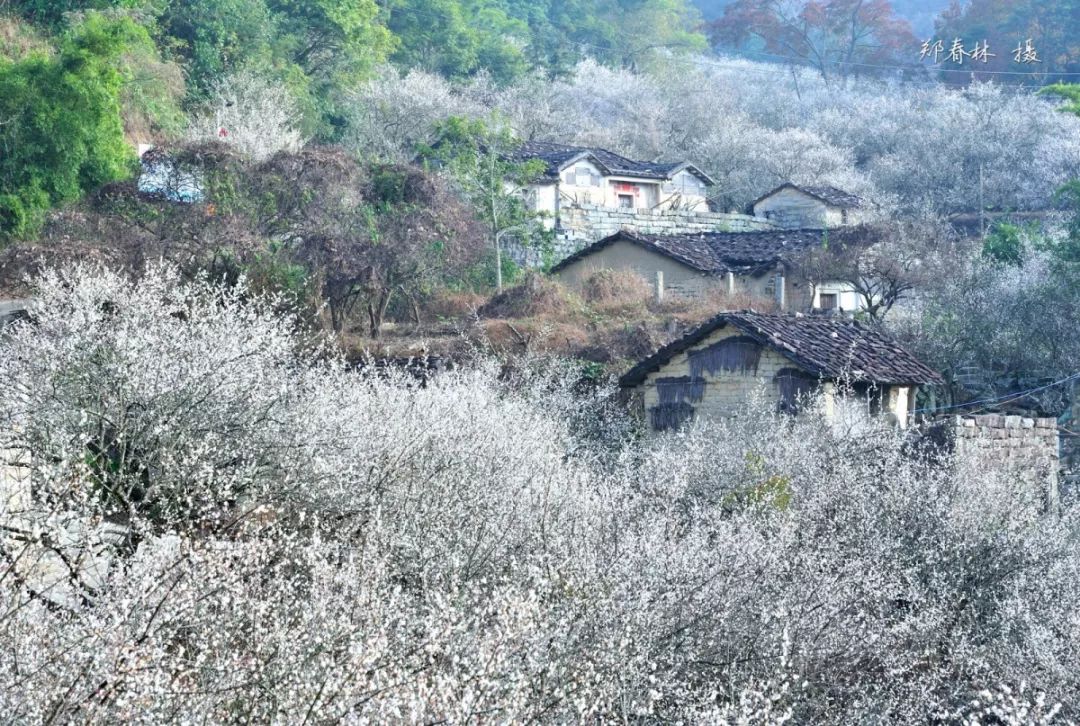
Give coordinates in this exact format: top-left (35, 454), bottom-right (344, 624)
top-left (477, 272), bottom-right (583, 320)
top-left (1, 265), bottom-right (1079, 722)
top-left (581, 268), bottom-right (652, 313)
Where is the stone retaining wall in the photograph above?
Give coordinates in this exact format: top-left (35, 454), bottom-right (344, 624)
top-left (560, 204), bottom-right (777, 242)
top-left (507, 203), bottom-right (779, 268)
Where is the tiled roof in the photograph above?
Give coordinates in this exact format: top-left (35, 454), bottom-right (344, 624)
top-left (512, 141), bottom-right (712, 184)
top-left (620, 311), bottom-right (943, 388)
top-left (753, 183), bottom-right (863, 209)
top-left (550, 228), bottom-right (871, 275)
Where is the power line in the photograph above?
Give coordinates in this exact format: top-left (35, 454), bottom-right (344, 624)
top-left (740, 48), bottom-right (1080, 78)
top-left (913, 371), bottom-right (1080, 416)
top-left (377, 1), bottom-right (1067, 93)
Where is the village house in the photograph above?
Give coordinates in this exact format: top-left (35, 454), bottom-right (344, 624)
top-left (620, 311), bottom-right (942, 432)
top-left (752, 183), bottom-right (866, 230)
top-left (549, 228), bottom-right (870, 312)
top-left (513, 141), bottom-right (715, 220)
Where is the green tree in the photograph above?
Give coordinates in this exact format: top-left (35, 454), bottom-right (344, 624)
top-left (1043, 82), bottom-right (1080, 115)
top-left (160, 0), bottom-right (276, 98)
top-left (981, 222), bottom-right (1025, 266)
top-left (0, 13), bottom-right (137, 239)
top-left (422, 116), bottom-right (544, 292)
top-left (9, 0), bottom-right (141, 30)
top-left (386, 0), bottom-right (528, 82)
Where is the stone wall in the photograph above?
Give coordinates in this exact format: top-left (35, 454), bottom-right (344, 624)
top-left (561, 203), bottom-right (777, 241)
top-left (507, 203), bottom-right (780, 269)
top-left (949, 414), bottom-right (1060, 503)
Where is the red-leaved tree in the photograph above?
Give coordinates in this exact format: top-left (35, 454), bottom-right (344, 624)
top-left (710, 0), bottom-right (918, 81)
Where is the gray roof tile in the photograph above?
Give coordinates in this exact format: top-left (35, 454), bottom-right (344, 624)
top-left (620, 311), bottom-right (942, 388)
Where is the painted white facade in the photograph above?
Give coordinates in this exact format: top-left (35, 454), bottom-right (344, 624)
top-left (527, 162), bottom-right (710, 221)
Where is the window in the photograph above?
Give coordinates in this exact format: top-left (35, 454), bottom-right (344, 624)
top-left (818, 292), bottom-right (838, 310)
top-left (575, 166), bottom-right (595, 187)
top-left (775, 368), bottom-right (818, 414)
top-left (841, 208), bottom-right (849, 224)
top-left (650, 402), bottom-right (695, 431)
top-left (618, 194), bottom-right (634, 209)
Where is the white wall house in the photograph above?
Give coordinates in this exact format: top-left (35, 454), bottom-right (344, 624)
top-left (513, 142), bottom-right (714, 229)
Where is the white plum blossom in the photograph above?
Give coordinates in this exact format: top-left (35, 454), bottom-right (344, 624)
top-left (0, 265), bottom-right (1078, 721)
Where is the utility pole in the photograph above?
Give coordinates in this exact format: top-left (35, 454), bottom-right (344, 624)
top-left (979, 162), bottom-right (986, 240)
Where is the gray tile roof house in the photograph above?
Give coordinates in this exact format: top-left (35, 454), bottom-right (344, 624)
top-left (620, 311), bottom-right (942, 431)
top-left (621, 311), bottom-right (943, 388)
top-left (550, 228), bottom-right (873, 276)
top-left (550, 227), bottom-right (880, 309)
top-left (751, 183), bottom-right (863, 210)
top-left (512, 141), bottom-right (715, 185)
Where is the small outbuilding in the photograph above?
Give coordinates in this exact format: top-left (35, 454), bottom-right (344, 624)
top-left (752, 183), bottom-right (864, 230)
top-left (619, 311), bottom-right (942, 432)
top-left (551, 228), bottom-right (872, 311)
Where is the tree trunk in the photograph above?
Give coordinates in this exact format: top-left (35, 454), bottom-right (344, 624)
top-left (495, 233), bottom-right (503, 293)
top-left (368, 289), bottom-right (393, 338)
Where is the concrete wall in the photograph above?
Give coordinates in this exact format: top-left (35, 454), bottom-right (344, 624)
top-left (949, 414), bottom-right (1060, 505)
top-left (811, 281), bottom-right (862, 312)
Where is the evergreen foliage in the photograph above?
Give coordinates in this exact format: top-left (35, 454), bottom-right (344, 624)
top-left (0, 13), bottom-right (139, 239)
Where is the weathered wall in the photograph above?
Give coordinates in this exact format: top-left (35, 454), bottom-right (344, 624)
top-left (507, 202), bottom-right (778, 269)
top-left (634, 326), bottom-right (915, 432)
top-left (640, 327), bottom-right (792, 428)
top-left (552, 240), bottom-right (811, 307)
top-left (554, 239), bottom-right (721, 298)
top-left (949, 414), bottom-right (1060, 503)
top-left (561, 203), bottom-right (777, 242)
top-left (753, 188), bottom-right (829, 229)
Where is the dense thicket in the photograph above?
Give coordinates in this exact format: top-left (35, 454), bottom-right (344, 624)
top-left (0, 15), bottom-right (138, 237)
top-left (345, 60), bottom-right (1080, 215)
top-left (0, 267), bottom-right (1076, 722)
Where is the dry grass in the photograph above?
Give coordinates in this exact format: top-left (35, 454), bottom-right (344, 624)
top-left (653, 288), bottom-right (777, 325)
top-left (581, 269), bottom-right (652, 314)
top-left (424, 289), bottom-right (487, 321)
top-left (0, 16), bottom-right (51, 61)
top-left (340, 275), bottom-right (785, 377)
top-left (478, 273), bottom-right (585, 321)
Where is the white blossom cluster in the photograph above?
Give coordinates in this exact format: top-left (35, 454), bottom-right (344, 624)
top-left (345, 58), bottom-right (1080, 216)
top-left (0, 266), bottom-right (1079, 722)
top-left (187, 70), bottom-right (307, 161)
